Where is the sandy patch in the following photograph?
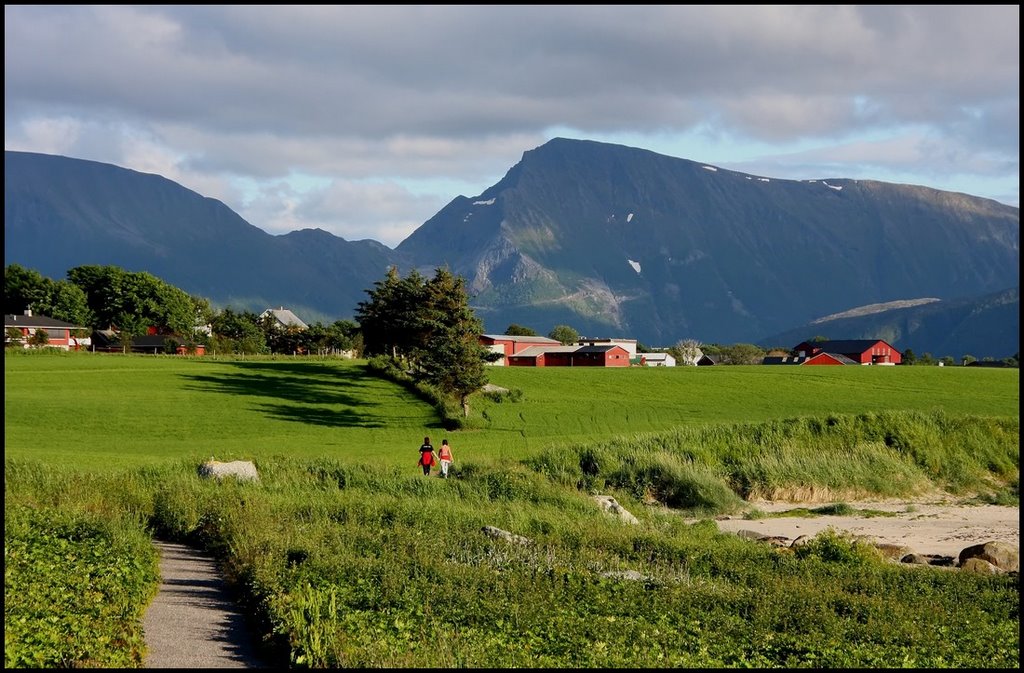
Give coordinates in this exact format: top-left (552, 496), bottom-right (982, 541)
top-left (705, 499), bottom-right (1019, 559)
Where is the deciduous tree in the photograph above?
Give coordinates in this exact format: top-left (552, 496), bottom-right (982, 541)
top-left (548, 324), bottom-right (579, 345)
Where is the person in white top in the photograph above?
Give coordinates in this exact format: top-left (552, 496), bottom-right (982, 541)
top-left (437, 439), bottom-right (453, 478)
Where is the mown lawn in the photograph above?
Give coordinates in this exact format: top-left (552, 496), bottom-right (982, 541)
top-left (5, 352), bottom-right (1018, 470)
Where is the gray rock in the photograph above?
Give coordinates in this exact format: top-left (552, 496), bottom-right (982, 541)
top-left (593, 495), bottom-right (640, 525)
top-left (958, 541), bottom-right (1018, 572)
top-left (901, 553), bottom-right (931, 565)
top-left (736, 529), bottom-right (766, 540)
top-left (960, 557), bottom-right (1003, 574)
top-left (198, 459), bottom-right (259, 482)
top-left (481, 525), bottom-right (531, 546)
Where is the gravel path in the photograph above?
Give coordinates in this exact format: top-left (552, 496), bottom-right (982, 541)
top-left (142, 541), bottom-right (271, 669)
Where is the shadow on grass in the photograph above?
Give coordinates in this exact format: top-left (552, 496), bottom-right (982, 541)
top-left (179, 359), bottom-right (440, 429)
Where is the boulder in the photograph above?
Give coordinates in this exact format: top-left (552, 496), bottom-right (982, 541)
top-left (481, 525), bottom-right (531, 546)
top-left (901, 553), bottom-right (931, 565)
top-left (198, 459), bottom-right (259, 482)
top-left (734, 529), bottom-right (791, 547)
top-left (593, 495), bottom-right (640, 525)
top-left (874, 543), bottom-right (913, 560)
top-left (960, 557), bottom-right (1003, 575)
top-left (736, 529), bottom-right (766, 541)
top-left (958, 541), bottom-right (1018, 572)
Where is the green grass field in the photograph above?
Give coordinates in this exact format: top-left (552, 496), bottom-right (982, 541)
top-left (5, 352), bottom-right (1020, 668)
top-left (4, 352), bottom-right (1018, 471)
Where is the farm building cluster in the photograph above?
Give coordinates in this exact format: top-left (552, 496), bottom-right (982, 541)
top-left (6, 308), bottom-right (909, 368)
top-left (477, 334), bottom-right (900, 367)
top-left (480, 334), bottom-right (712, 367)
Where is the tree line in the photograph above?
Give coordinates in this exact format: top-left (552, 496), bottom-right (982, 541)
top-left (7, 263), bottom-right (1015, 369)
top-left (4, 263), bottom-right (360, 356)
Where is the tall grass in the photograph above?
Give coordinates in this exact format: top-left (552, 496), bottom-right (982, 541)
top-left (7, 455), bottom-right (1018, 668)
top-left (527, 410), bottom-right (1019, 508)
top-left (4, 354), bottom-right (1019, 667)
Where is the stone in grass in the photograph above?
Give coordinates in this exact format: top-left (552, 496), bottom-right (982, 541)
top-left (593, 495), bottom-right (640, 525)
top-left (958, 541), bottom-right (1018, 572)
top-left (481, 525), bottom-right (531, 546)
top-left (198, 459), bottom-right (259, 482)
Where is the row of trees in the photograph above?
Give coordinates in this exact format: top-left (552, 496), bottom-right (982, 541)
top-left (5, 264), bottom-right (360, 356)
top-left (9, 263), bottom-right (1016, 369)
top-left (6, 263), bottom-right (210, 341)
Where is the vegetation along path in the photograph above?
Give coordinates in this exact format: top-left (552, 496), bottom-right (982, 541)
top-left (142, 541), bottom-right (269, 669)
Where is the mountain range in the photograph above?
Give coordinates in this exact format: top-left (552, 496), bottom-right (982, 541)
top-left (4, 140), bottom-right (1019, 358)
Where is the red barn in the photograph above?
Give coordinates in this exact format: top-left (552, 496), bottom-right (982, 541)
top-left (480, 334), bottom-right (563, 365)
top-left (572, 344), bottom-right (630, 367)
top-left (506, 344), bottom-right (630, 367)
top-left (793, 339), bottom-right (902, 365)
top-left (506, 345), bottom-right (577, 367)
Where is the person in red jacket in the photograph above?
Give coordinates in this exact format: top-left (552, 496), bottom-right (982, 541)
top-left (438, 438), bottom-right (453, 478)
top-left (418, 436), bottom-right (437, 476)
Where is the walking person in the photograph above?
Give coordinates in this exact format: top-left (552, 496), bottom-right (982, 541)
top-left (418, 436), bottom-right (437, 476)
top-left (438, 439), bottom-right (453, 478)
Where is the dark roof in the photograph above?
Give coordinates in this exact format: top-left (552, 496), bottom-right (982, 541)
top-left (575, 344), bottom-right (624, 353)
top-left (4, 313), bottom-right (82, 329)
top-left (764, 352), bottom-right (857, 365)
top-left (965, 360), bottom-right (1013, 368)
top-left (762, 356), bottom-right (808, 365)
top-left (482, 334), bottom-right (561, 344)
top-left (797, 339), bottom-right (897, 353)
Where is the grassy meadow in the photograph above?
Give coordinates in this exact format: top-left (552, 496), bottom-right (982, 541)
top-left (4, 351), bottom-right (1019, 470)
top-left (4, 351), bottom-right (1020, 667)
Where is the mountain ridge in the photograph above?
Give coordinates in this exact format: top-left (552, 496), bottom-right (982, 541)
top-left (4, 141), bottom-right (1019, 357)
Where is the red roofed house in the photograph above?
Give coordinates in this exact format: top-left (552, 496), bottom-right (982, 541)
top-left (505, 343), bottom-right (631, 367)
top-left (4, 310), bottom-right (90, 350)
top-left (480, 334), bottom-right (563, 366)
top-left (792, 339), bottom-right (902, 365)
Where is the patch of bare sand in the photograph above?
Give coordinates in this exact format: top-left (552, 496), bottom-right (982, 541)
top-left (708, 499), bottom-right (1019, 559)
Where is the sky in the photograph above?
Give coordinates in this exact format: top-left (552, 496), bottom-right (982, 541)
top-left (5, 5), bottom-right (1019, 249)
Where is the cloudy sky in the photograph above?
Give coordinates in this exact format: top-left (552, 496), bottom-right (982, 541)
top-left (5, 5), bottom-right (1019, 248)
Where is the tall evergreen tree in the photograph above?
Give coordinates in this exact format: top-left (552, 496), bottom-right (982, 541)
top-left (358, 266), bottom-right (496, 417)
top-left (356, 266), bottom-right (429, 363)
top-left (414, 268), bottom-right (495, 417)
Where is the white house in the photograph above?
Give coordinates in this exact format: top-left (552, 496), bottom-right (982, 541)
top-left (260, 307), bottom-right (308, 330)
top-left (640, 352), bottom-right (676, 367)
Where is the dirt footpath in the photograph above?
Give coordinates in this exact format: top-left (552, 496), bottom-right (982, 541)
top-left (142, 541), bottom-right (271, 669)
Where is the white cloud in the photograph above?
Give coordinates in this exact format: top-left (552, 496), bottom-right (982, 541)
top-left (3, 4), bottom-right (1017, 243)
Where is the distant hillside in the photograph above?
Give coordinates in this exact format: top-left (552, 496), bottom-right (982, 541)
top-left (759, 287), bottom-right (1020, 359)
top-left (3, 151), bottom-right (395, 323)
top-left (5, 141), bottom-right (1019, 358)
top-left (396, 138), bottom-right (1019, 348)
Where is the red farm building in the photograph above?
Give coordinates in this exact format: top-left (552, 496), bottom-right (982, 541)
top-left (791, 339), bottom-right (902, 365)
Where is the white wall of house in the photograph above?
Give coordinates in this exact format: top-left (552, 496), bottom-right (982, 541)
top-left (641, 353), bottom-right (676, 367)
top-left (485, 344), bottom-right (506, 365)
